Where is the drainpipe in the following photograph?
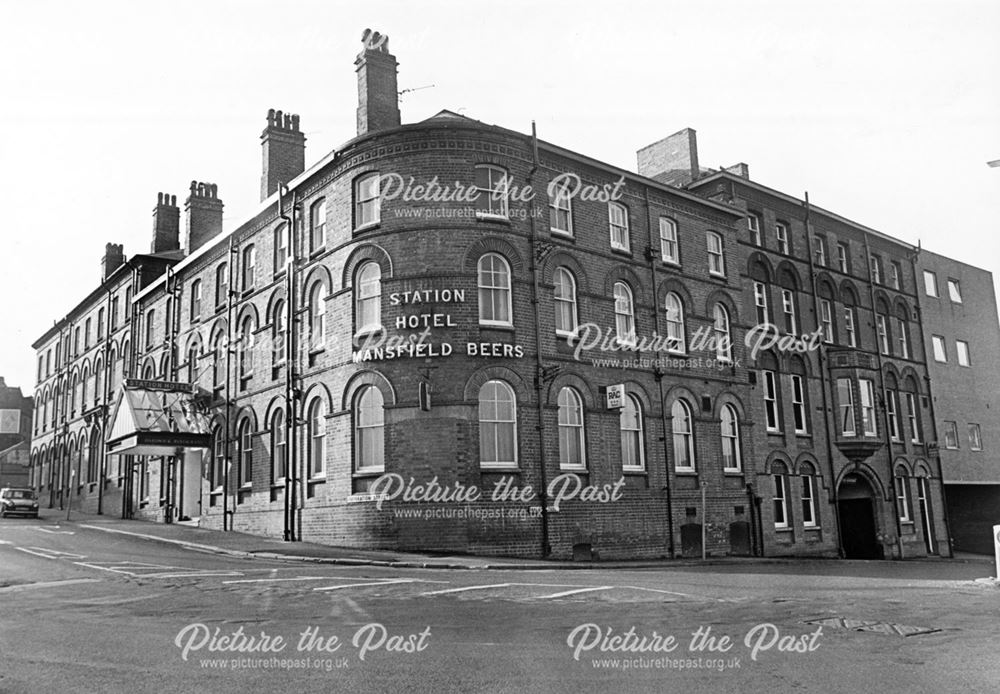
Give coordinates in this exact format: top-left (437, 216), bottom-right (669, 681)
top-left (279, 185), bottom-right (300, 542)
top-left (527, 123), bottom-right (551, 557)
top-left (908, 246), bottom-right (953, 557)
top-left (223, 238), bottom-right (237, 532)
top-left (97, 285), bottom-right (114, 516)
top-left (643, 188), bottom-right (675, 558)
top-left (862, 232), bottom-right (904, 559)
top-left (801, 193), bottom-right (844, 557)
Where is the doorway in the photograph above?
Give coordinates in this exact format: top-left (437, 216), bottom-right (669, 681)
top-left (837, 473), bottom-right (882, 559)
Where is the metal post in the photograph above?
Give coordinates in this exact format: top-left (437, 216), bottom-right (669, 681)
top-left (701, 481), bottom-right (707, 561)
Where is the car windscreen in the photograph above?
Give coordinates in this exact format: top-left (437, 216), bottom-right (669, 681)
top-left (3, 490), bottom-right (35, 499)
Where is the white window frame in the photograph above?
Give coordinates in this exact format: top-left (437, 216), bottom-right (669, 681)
top-left (754, 282), bottom-right (769, 325)
top-left (477, 253), bottom-right (513, 327)
top-left (886, 389), bottom-right (901, 441)
top-left (707, 232), bottom-right (725, 277)
top-left (876, 314), bottom-right (890, 355)
top-left (355, 262), bottom-right (382, 335)
top-left (844, 307), bottom-right (857, 348)
top-left (659, 217), bottom-right (679, 264)
top-left (956, 340), bottom-right (970, 367)
top-left (859, 379), bottom-right (877, 436)
top-left (548, 178), bottom-right (573, 236)
top-left (613, 282), bottom-right (636, 346)
top-left (895, 317), bottom-right (909, 359)
top-left (814, 237), bottom-right (826, 266)
top-left (311, 198), bottom-right (327, 251)
top-left (870, 255), bottom-right (881, 284)
top-left (781, 289), bottom-right (796, 334)
top-left (271, 409), bottom-right (286, 483)
top-left (838, 378), bottom-right (856, 436)
top-left (890, 262), bottom-right (901, 290)
top-left (665, 293), bottom-right (686, 354)
top-left (904, 392), bottom-right (921, 443)
top-left (273, 224), bottom-right (288, 274)
top-left (763, 370), bottom-right (780, 432)
top-left (308, 398), bottom-right (326, 479)
top-left (721, 404), bottom-right (741, 473)
top-left (931, 335), bottom-right (947, 362)
top-left (242, 245), bottom-right (256, 292)
top-left (553, 267), bottom-right (578, 336)
top-left (671, 399), bottom-right (695, 472)
top-left (947, 279), bottom-right (962, 303)
top-left (355, 385), bottom-right (386, 473)
top-left (819, 299), bottom-right (833, 343)
top-left (713, 304), bottom-right (731, 362)
top-left (801, 474), bottom-right (817, 528)
top-left (791, 374), bottom-right (807, 434)
top-left (608, 202), bottom-right (630, 252)
top-left (557, 387), bottom-right (586, 470)
top-left (943, 421), bottom-right (959, 450)
top-left (747, 213), bottom-right (761, 246)
top-left (475, 165), bottom-right (510, 219)
top-left (923, 270), bottom-right (938, 297)
top-left (775, 223), bottom-right (789, 254)
top-left (969, 423), bottom-right (983, 451)
top-left (838, 243), bottom-right (849, 273)
top-left (773, 474), bottom-right (789, 529)
top-left (620, 394), bottom-right (645, 472)
top-left (190, 280), bottom-right (202, 320)
top-left (895, 475), bottom-right (912, 522)
top-left (478, 380), bottom-right (518, 469)
top-left (355, 174), bottom-right (381, 229)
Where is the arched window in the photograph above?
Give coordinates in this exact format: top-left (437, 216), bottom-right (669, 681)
top-left (613, 282), bottom-right (635, 345)
top-left (88, 427), bottom-right (101, 483)
top-left (477, 253), bottom-right (512, 326)
top-left (93, 360), bottom-right (103, 406)
top-left (212, 333), bottom-right (226, 391)
top-left (236, 418), bottom-right (253, 488)
top-left (773, 462), bottom-right (790, 528)
top-left (620, 394), bottom-right (644, 471)
top-left (270, 409), bottom-right (286, 482)
top-left (895, 305), bottom-right (911, 359)
top-left (186, 341), bottom-right (200, 384)
top-left (238, 317), bottom-right (255, 380)
top-left (241, 244), bottom-right (256, 292)
top-left (553, 267), bottom-right (578, 335)
top-left (707, 232), bottom-right (725, 276)
top-left (354, 386), bottom-right (385, 473)
top-left (305, 283), bottom-right (326, 350)
top-left (211, 425), bottom-right (225, 490)
top-left (81, 367), bottom-right (90, 408)
top-left (664, 293), bottom-right (685, 353)
top-left (479, 380), bottom-right (517, 467)
top-left (272, 301), bottom-right (286, 368)
top-left (308, 398), bottom-right (326, 478)
top-left (557, 387), bottom-right (585, 470)
top-left (355, 263), bottom-right (381, 334)
top-left (672, 399), bottom-right (695, 471)
top-left (895, 466), bottom-right (912, 523)
top-left (721, 404), bottom-right (741, 472)
top-left (800, 461), bottom-right (817, 527)
top-left (713, 304), bottom-right (731, 362)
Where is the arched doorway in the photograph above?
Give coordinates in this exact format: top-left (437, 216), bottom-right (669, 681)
top-left (837, 472), bottom-right (883, 559)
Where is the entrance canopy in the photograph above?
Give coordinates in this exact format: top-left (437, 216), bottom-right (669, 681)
top-left (105, 379), bottom-right (212, 457)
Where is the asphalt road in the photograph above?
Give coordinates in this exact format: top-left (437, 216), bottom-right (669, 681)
top-left (1, 512), bottom-right (998, 693)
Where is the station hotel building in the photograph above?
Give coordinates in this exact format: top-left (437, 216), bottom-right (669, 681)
top-left (28, 31), bottom-right (1000, 560)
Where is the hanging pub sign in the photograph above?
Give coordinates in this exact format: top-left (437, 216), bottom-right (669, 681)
top-left (605, 384), bottom-right (625, 410)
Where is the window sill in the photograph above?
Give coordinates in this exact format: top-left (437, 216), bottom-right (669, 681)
top-left (479, 464), bottom-right (520, 472)
top-left (559, 466), bottom-right (587, 473)
top-left (610, 246), bottom-right (632, 257)
top-left (708, 272), bottom-right (727, 280)
top-left (723, 468), bottom-right (743, 475)
top-left (354, 221), bottom-right (380, 233)
top-left (308, 476), bottom-right (327, 485)
top-left (476, 213), bottom-right (511, 224)
top-left (550, 228), bottom-right (574, 239)
top-left (775, 526), bottom-right (792, 532)
top-left (622, 467), bottom-right (647, 475)
top-left (661, 259), bottom-right (681, 268)
top-left (674, 468), bottom-right (697, 475)
top-left (352, 469), bottom-right (385, 479)
top-left (479, 322), bottom-right (515, 332)
top-left (309, 248), bottom-right (326, 260)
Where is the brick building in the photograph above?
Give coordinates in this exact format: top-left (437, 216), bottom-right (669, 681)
top-left (915, 251), bottom-right (1000, 553)
top-left (0, 377), bottom-right (33, 488)
top-left (28, 30), bottom-right (994, 559)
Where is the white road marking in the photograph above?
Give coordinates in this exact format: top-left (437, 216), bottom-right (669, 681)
top-left (140, 571), bottom-right (244, 579)
top-left (0, 539), bottom-right (12, 545)
top-left (421, 583), bottom-right (512, 596)
top-left (535, 586), bottom-right (614, 599)
top-left (313, 579), bottom-right (416, 592)
top-left (36, 527), bottom-right (75, 535)
top-left (223, 576), bottom-right (336, 584)
top-left (621, 585), bottom-right (703, 599)
top-left (15, 546), bottom-right (86, 560)
top-left (0, 578), bottom-right (101, 592)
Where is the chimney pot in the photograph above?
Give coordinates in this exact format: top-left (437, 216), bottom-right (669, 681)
top-left (185, 181), bottom-right (224, 254)
top-left (356, 28), bottom-right (401, 137)
top-left (260, 108), bottom-right (306, 201)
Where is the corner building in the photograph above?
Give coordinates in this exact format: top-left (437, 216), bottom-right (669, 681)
top-left (31, 31), bottom-right (971, 560)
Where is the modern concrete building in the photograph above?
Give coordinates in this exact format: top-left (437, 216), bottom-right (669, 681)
top-left (915, 250), bottom-right (1000, 553)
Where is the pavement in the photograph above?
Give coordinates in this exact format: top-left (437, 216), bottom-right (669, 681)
top-left (57, 508), bottom-right (996, 572)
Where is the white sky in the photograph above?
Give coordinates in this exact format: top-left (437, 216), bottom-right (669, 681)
top-left (1, 0), bottom-right (998, 394)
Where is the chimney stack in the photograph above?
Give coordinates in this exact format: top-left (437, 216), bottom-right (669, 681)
top-left (102, 243), bottom-right (125, 281)
top-left (355, 29), bottom-right (401, 136)
top-left (637, 128), bottom-right (701, 187)
top-left (151, 192), bottom-right (180, 253)
top-left (185, 181), bottom-right (224, 254)
top-left (260, 109), bottom-right (305, 202)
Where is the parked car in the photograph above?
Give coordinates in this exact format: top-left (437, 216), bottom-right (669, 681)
top-left (0, 487), bottom-right (39, 518)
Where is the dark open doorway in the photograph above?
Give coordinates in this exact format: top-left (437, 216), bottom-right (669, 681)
top-left (838, 473), bottom-right (883, 559)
